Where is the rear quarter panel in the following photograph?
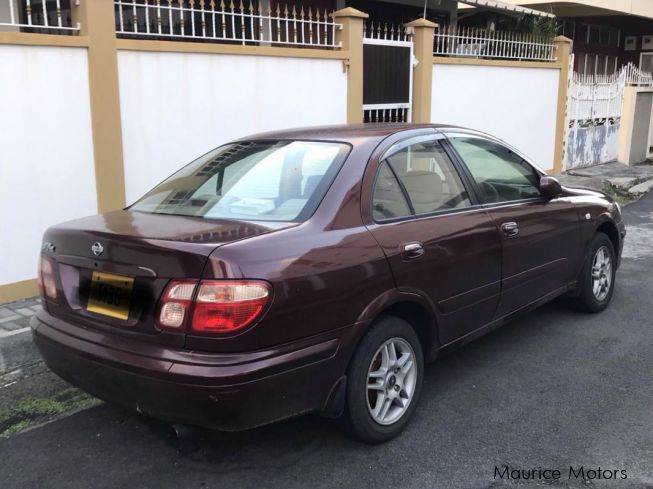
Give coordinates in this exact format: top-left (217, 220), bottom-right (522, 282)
top-left (187, 140), bottom-right (397, 353)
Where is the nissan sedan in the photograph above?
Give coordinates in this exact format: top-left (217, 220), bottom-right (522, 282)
top-left (32, 124), bottom-right (625, 443)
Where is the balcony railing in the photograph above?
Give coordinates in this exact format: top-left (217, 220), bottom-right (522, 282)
top-left (114, 0), bottom-right (341, 49)
top-left (0, 0), bottom-right (78, 34)
top-left (434, 25), bottom-right (555, 62)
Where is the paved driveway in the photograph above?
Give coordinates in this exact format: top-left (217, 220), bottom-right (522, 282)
top-left (1, 194), bottom-right (652, 489)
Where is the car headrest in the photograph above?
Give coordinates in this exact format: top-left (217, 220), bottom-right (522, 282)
top-left (402, 171), bottom-right (443, 204)
top-left (303, 174), bottom-right (323, 198)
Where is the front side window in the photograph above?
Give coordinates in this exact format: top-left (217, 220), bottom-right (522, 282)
top-left (448, 136), bottom-right (541, 204)
top-left (130, 140), bottom-right (350, 222)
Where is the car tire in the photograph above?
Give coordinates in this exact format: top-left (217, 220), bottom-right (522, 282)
top-left (344, 316), bottom-right (424, 444)
top-left (572, 232), bottom-right (616, 313)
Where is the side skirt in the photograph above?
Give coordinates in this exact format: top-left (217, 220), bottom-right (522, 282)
top-left (433, 284), bottom-right (572, 359)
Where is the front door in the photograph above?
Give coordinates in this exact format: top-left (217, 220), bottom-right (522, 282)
top-left (445, 132), bottom-right (582, 317)
top-left (363, 133), bottom-right (502, 346)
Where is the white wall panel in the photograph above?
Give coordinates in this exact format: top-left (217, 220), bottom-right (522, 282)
top-left (118, 51), bottom-right (348, 203)
top-left (0, 45), bottom-right (96, 286)
top-left (432, 63), bottom-right (559, 171)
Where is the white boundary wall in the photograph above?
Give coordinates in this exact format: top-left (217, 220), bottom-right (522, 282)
top-left (0, 45), bottom-right (97, 286)
top-left (118, 51), bottom-right (348, 203)
top-left (431, 63), bottom-right (559, 171)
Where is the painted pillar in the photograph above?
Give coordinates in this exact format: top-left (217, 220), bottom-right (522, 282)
top-left (406, 18), bottom-right (437, 124)
top-left (618, 87), bottom-right (653, 165)
top-left (333, 7), bottom-right (367, 124)
top-left (552, 35), bottom-right (572, 174)
top-left (72, 0), bottom-right (126, 212)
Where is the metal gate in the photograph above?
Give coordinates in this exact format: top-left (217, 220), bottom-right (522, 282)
top-left (566, 68), bottom-right (625, 169)
top-left (363, 22), bottom-right (413, 123)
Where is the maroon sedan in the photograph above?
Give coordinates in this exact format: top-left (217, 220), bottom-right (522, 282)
top-left (32, 124), bottom-right (625, 443)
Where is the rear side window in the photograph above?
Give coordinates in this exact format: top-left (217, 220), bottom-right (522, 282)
top-left (372, 162), bottom-right (412, 221)
top-left (130, 140), bottom-right (350, 222)
top-left (448, 137), bottom-right (541, 203)
top-left (385, 140), bottom-right (471, 215)
top-left (372, 139), bottom-right (471, 222)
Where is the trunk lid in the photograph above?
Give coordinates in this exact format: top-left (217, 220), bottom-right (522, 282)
top-left (42, 210), bottom-right (292, 346)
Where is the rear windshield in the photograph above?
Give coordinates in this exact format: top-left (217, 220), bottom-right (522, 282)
top-left (130, 140), bottom-right (351, 222)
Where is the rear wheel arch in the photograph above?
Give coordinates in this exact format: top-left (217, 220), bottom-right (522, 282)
top-left (355, 292), bottom-right (439, 363)
top-left (321, 294), bottom-right (438, 418)
top-left (375, 302), bottom-right (437, 362)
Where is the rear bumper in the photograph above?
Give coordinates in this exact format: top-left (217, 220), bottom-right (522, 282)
top-left (31, 310), bottom-right (355, 431)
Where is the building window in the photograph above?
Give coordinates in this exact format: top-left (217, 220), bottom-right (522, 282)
top-left (582, 54), bottom-right (618, 75)
top-left (579, 23), bottom-right (620, 47)
top-left (579, 53), bottom-right (619, 75)
top-left (560, 20), bottom-right (575, 39)
top-left (576, 23), bottom-right (588, 43)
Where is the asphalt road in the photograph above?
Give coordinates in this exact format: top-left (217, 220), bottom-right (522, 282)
top-left (2, 194), bottom-right (653, 489)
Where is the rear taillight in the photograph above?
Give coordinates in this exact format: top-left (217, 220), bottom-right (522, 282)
top-left (191, 280), bottom-right (271, 333)
top-left (156, 280), bottom-right (197, 331)
top-left (155, 279), bottom-right (271, 334)
top-left (37, 255), bottom-right (57, 300)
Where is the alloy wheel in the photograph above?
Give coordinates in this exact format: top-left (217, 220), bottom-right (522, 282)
top-left (591, 245), bottom-right (612, 301)
top-left (366, 337), bottom-right (417, 426)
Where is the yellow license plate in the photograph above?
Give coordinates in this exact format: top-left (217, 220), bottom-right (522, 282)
top-left (87, 271), bottom-right (134, 320)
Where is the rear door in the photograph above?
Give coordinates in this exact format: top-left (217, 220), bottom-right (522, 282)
top-left (363, 133), bottom-right (502, 346)
top-left (444, 132), bottom-right (582, 317)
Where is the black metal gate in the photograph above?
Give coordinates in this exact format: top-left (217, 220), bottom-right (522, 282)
top-left (363, 23), bottom-right (413, 123)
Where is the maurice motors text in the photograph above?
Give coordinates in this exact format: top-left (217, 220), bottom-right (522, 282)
top-left (494, 466), bottom-right (627, 481)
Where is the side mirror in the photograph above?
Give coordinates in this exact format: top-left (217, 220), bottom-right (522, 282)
top-left (539, 176), bottom-right (563, 199)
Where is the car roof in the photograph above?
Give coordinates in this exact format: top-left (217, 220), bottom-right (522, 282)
top-left (237, 123), bottom-right (469, 144)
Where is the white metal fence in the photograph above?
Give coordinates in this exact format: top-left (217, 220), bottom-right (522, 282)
top-left (363, 104), bottom-right (411, 123)
top-left (623, 62), bottom-right (653, 87)
top-left (0, 0), bottom-right (78, 32)
top-left (363, 20), bottom-right (409, 42)
top-left (433, 25), bottom-right (555, 62)
top-left (114, 0), bottom-right (341, 48)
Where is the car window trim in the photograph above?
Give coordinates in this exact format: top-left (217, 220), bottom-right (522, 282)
top-left (480, 196), bottom-right (549, 209)
top-left (372, 134), bottom-right (477, 224)
top-left (380, 133), bottom-right (443, 162)
top-left (372, 203), bottom-right (487, 225)
top-left (441, 131), bottom-right (545, 207)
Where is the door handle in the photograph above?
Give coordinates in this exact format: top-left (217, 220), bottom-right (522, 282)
top-left (501, 221), bottom-right (519, 237)
top-left (402, 242), bottom-right (424, 260)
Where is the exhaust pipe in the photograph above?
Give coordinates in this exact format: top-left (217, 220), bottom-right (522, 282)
top-left (171, 424), bottom-right (199, 453)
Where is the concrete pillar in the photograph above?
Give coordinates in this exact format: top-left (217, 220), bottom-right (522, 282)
top-left (552, 35), bottom-right (572, 174)
top-left (72, 0), bottom-right (126, 212)
top-left (406, 18), bottom-right (437, 124)
top-left (618, 87), bottom-right (653, 165)
top-left (333, 7), bottom-right (368, 124)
